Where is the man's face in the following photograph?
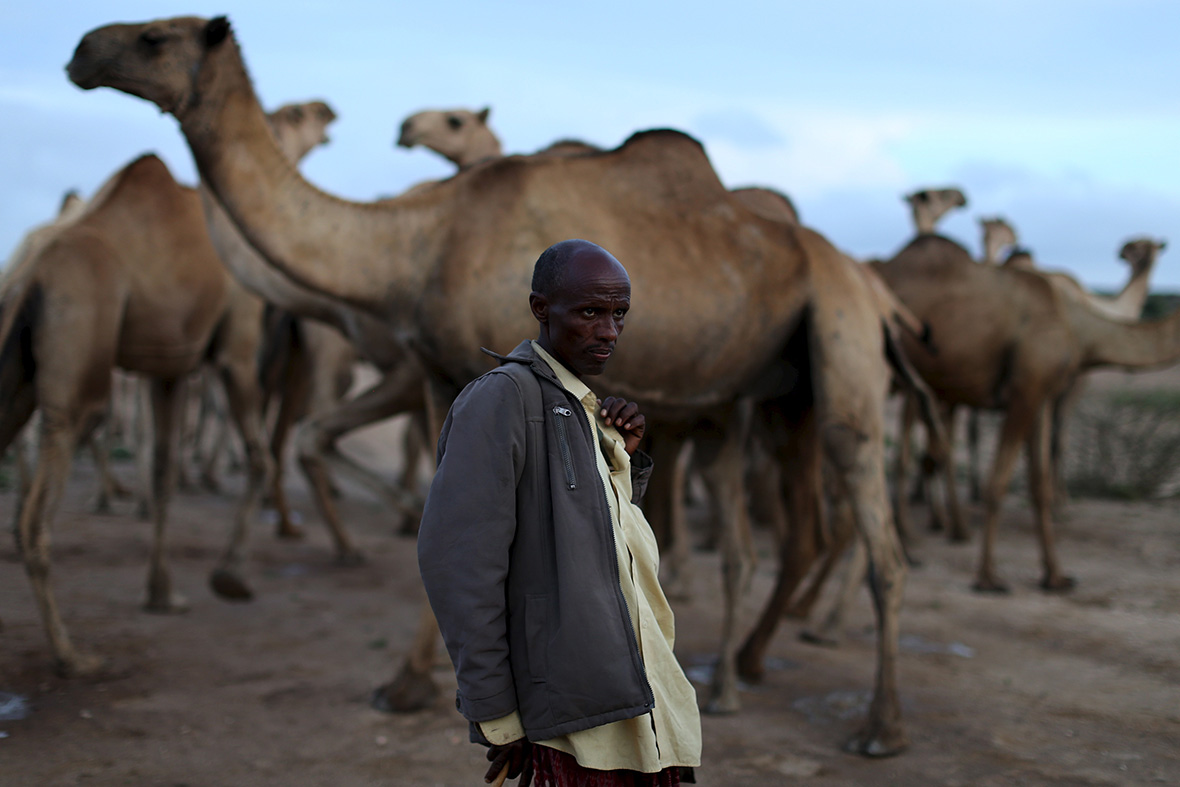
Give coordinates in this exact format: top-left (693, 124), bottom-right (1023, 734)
top-left (531, 247), bottom-right (631, 379)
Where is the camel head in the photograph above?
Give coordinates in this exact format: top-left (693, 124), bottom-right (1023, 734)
top-left (979, 216), bottom-right (1018, 265)
top-left (67, 16), bottom-right (231, 120)
top-left (1118, 236), bottom-right (1167, 275)
top-left (58, 190), bottom-right (85, 219)
top-left (396, 107), bottom-right (502, 169)
top-left (267, 101), bottom-right (338, 164)
top-left (904, 187), bottom-right (968, 235)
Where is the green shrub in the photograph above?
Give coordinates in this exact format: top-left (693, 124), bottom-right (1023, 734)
top-left (1066, 388), bottom-right (1180, 499)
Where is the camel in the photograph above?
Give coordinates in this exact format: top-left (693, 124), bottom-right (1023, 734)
top-left (905, 187), bottom-right (967, 235)
top-left (980, 217), bottom-right (1018, 265)
top-left (69, 16), bottom-right (912, 755)
top-left (873, 232), bottom-right (1180, 593)
top-left (397, 106), bottom-right (500, 167)
top-left (0, 99), bottom-right (336, 676)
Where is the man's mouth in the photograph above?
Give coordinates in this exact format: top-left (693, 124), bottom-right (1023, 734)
top-left (589, 347), bottom-right (613, 361)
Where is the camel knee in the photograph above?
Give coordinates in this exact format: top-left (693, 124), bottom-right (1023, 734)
top-left (822, 422), bottom-right (870, 476)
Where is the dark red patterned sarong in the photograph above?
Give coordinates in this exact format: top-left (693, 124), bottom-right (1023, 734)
top-left (530, 744), bottom-right (691, 786)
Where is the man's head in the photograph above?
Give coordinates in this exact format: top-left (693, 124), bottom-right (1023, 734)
top-left (529, 239), bottom-right (631, 379)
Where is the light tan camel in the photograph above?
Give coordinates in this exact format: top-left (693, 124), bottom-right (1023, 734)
top-left (0, 100), bottom-right (336, 676)
top-left (905, 187), bottom-right (967, 235)
top-left (980, 216), bottom-right (1018, 265)
top-left (397, 106), bottom-right (501, 167)
top-left (874, 233), bottom-right (1180, 593)
top-left (70, 16), bottom-right (912, 755)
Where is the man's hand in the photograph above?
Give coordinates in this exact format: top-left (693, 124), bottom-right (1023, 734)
top-left (598, 396), bottom-right (646, 455)
top-left (485, 738), bottom-right (532, 785)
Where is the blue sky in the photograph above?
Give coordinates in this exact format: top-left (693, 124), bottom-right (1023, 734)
top-left (2, 1), bottom-right (1178, 288)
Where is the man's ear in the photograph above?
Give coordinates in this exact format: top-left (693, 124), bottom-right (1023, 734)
top-left (529, 292), bottom-right (548, 324)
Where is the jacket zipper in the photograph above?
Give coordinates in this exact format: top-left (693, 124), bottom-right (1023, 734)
top-left (552, 405), bottom-right (577, 489)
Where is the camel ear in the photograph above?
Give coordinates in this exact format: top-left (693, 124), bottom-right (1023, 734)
top-left (205, 16), bottom-right (231, 48)
top-left (478, 107), bottom-right (491, 123)
top-left (1159, 240), bottom-right (1168, 251)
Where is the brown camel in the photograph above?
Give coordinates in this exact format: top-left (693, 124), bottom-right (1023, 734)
top-left (397, 106), bottom-right (501, 167)
top-left (69, 16), bottom-right (912, 755)
top-left (0, 100), bottom-right (336, 676)
top-left (874, 233), bottom-right (1180, 593)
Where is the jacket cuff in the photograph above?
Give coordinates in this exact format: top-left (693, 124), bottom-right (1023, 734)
top-left (478, 711), bottom-right (526, 745)
top-left (630, 449), bottom-right (654, 504)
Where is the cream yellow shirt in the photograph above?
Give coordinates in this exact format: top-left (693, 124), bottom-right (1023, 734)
top-left (479, 343), bottom-right (701, 773)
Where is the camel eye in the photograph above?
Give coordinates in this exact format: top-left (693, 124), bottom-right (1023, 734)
top-left (447, 115), bottom-right (463, 130)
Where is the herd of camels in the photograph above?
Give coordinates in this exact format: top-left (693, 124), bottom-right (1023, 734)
top-left (0, 14), bottom-right (1175, 759)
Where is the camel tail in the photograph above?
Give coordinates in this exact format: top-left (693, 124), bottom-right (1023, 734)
top-left (883, 319), bottom-right (948, 458)
top-left (0, 282), bottom-right (43, 452)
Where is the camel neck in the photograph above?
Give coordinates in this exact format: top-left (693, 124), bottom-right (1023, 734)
top-left (1076, 299), bottom-right (1180, 370)
top-left (177, 37), bottom-right (439, 321)
top-left (1103, 264), bottom-right (1153, 320)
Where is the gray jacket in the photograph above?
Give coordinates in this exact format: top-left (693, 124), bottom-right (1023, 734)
top-left (417, 340), bottom-right (655, 742)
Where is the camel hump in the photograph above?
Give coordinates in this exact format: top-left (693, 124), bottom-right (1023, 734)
top-left (86, 153), bottom-right (178, 212)
top-left (618, 127), bottom-right (706, 154)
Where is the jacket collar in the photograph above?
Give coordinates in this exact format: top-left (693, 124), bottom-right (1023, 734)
top-left (480, 340), bottom-right (563, 389)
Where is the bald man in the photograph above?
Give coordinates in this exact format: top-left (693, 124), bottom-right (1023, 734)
top-left (418, 240), bottom-right (701, 786)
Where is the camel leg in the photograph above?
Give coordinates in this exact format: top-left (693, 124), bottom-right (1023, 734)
top-left (295, 363), bottom-right (425, 564)
top-left (208, 355), bottom-right (275, 602)
top-left (935, 405), bottom-right (969, 543)
top-left (18, 412), bottom-right (105, 676)
top-left (371, 377), bottom-right (451, 714)
top-left (735, 406), bottom-right (823, 684)
top-left (392, 412), bottom-right (429, 536)
top-left (1027, 404), bottom-right (1074, 591)
top-left (974, 404), bottom-right (1037, 594)
top-left (266, 341), bottom-right (313, 540)
top-left (89, 420), bottom-right (132, 514)
top-left (967, 408), bottom-right (983, 503)
top-left (830, 431), bottom-right (908, 757)
top-left (143, 377), bottom-right (189, 613)
top-left (643, 428), bottom-right (693, 601)
top-left (702, 406), bottom-right (756, 714)
top-left (1050, 380), bottom-right (1083, 516)
top-left (892, 392), bottom-right (917, 543)
top-left (800, 534), bottom-right (869, 647)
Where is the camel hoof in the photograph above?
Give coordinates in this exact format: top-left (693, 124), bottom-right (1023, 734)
top-left (199, 474), bottom-right (222, 494)
top-left (209, 568), bottom-right (254, 602)
top-left (971, 577), bottom-right (1011, 594)
top-left (143, 593), bottom-right (190, 614)
top-left (396, 514), bottom-right (422, 538)
top-left (54, 652), bottom-right (109, 679)
top-left (702, 693), bottom-right (741, 715)
top-left (369, 672), bottom-right (439, 714)
top-left (93, 499), bottom-right (113, 516)
top-left (1040, 574), bottom-right (1077, 593)
top-left (798, 629), bottom-right (840, 648)
top-left (948, 529), bottom-right (971, 544)
top-left (334, 549), bottom-right (366, 567)
top-left (735, 651), bottom-right (765, 685)
top-left (844, 726), bottom-right (909, 758)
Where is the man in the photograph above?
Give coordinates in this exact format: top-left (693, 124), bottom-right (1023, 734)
top-left (418, 239), bottom-right (701, 786)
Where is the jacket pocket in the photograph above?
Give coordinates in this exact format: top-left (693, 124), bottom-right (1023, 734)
top-left (551, 405), bottom-right (577, 490)
top-left (525, 594), bottom-right (548, 684)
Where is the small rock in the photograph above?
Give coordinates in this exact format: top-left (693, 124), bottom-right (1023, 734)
top-left (375, 735), bottom-right (388, 746)
top-left (80, 710), bottom-right (92, 719)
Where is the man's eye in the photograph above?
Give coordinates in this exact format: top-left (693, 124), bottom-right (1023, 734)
top-left (614, 309), bottom-right (626, 318)
top-left (583, 308), bottom-right (596, 317)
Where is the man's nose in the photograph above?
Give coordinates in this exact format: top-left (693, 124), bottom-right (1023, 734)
top-left (597, 316), bottom-right (619, 341)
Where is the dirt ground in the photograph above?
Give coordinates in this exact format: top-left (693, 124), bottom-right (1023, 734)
top-left (1, 368), bottom-right (1178, 786)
